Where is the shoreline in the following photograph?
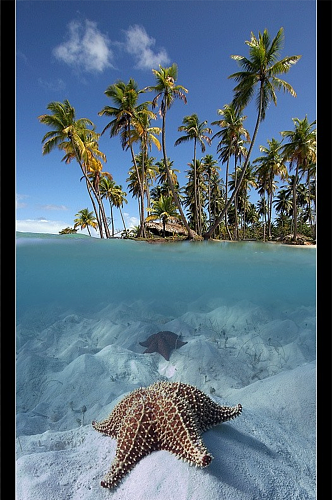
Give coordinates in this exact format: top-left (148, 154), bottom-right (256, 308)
top-left (16, 231), bottom-right (316, 248)
top-left (137, 237), bottom-right (316, 248)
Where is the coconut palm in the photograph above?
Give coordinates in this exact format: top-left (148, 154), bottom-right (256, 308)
top-left (146, 64), bottom-right (194, 239)
top-left (280, 116), bottom-right (316, 241)
top-left (212, 104), bottom-right (250, 239)
top-left (74, 208), bottom-right (98, 236)
top-left (183, 159), bottom-right (208, 232)
top-left (38, 100), bottom-right (110, 238)
top-left (98, 79), bottom-right (154, 237)
top-left (128, 112), bottom-right (161, 225)
top-left (99, 177), bottom-right (128, 236)
top-left (256, 197), bottom-right (269, 240)
top-left (254, 137), bottom-right (288, 239)
top-left (273, 188), bottom-right (292, 217)
top-left (131, 153), bottom-right (160, 210)
top-left (303, 162), bottom-right (316, 235)
top-left (209, 171), bottom-right (225, 239)
top-left (204, 27), bottom-right (301, 239)
top-left (201, 154), bottom-right (220, 227)
top-left (175, 114), bottom-right (212, 234)
top-left (146, 195), bottom-right (181, 238)
top-left (229, 163), bottom-right (257, 239)
top-left (154, 159), bottom-right (180, 197)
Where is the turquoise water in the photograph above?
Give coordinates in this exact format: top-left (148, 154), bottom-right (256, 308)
top-left (16, 232), bottom-right (316, 319)
top-left (16, 232), bottom-right (316, 499)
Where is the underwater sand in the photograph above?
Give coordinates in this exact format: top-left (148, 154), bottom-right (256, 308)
top-left (16, 234), bottom-right (316, 499)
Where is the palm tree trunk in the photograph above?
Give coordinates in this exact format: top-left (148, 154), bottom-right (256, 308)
top-left (119, 206), bottom-right (127, 233)
top-left (263, 193), bottom-right (267, 242)
top-left (161, 112), bottom-right (194, 239)
top-left (234, 161), bottom-right (239, 240)
top-left (268, 189), bottom-right (273, 239)
top-left (293, 164), bottom-right (299, 241)
top-left (74, 144), bottom-right (110, 238)
top-left (86, 179), bottom-right (104, 238)
top-left (109, 202), bottom-right (115, 236)
top-left (203, 84), bottom-right (264, 240)
top-left (127, 121), bottom-right (145, 238)
top-left (193, 140), bottom-right (198, 233)
top-left (130, 145), bottom-right (146, 238)
top-left (162, 218), bottom-right (166, 238)
top-left (225, 153), bottom-right (232, 240)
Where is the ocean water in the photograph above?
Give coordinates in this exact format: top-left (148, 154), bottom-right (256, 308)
top-left (16, 232), bottom-right (316, 319)
top-left (16, 232), bottom-right (316, 498)
top-left (16, 231), bottom-right (316, 433)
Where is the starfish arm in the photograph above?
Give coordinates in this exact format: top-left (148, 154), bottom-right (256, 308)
top-left (139, 333), bottom-right (156, 347)
top-left (92, 391), bottom-right (141, 438)
top-left (100, 399), bottom-right (156, 489)
top-left (175, 383), bottom-right (242, 432)
top-left (155, 395), bottom-right (212, 467)
top-left (92, 414), bottom-right (118, 438)
top-left (157, 338), bottom-right (171, 360)
top-left (142, 339), bottom-right (159, 354)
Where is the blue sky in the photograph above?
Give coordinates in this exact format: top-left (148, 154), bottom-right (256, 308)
top-left (16, 0), bottom-right (316, 236)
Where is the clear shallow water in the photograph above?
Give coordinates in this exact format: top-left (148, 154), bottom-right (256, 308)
top-left (16, 232), bottom-right (316, 319)
top-left (16, 232), bottom-right (316, 500)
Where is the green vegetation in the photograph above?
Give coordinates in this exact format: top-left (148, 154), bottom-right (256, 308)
top-left (40, 28), bottom-right (315, 243)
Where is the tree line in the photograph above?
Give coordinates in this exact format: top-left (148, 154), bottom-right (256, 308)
top-left (39, 27), bottom-right (316, 242)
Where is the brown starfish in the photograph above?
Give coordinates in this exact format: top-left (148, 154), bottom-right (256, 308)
top-left (92, 381), bottom-right (242, 489)
top-left (139, 331), bottom-right (187, 361)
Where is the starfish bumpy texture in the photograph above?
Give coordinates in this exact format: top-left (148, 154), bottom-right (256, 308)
top-left (139, 331), bottom-right (188, 360)
top-left (92, 381), bottom-right (242, 489)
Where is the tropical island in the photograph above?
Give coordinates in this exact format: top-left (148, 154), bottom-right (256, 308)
top-left (39, 28), bottom-right (316, 245)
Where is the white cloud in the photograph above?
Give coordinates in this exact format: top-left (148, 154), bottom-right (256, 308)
top-left (53, 20), bottom-right (114, 73)
top-left (16, 194), bottom-right (30, 209)
top-left (123, 213), bottom-right (139, 229)
top-left (38, 204), bottom-right (69, 211)
top-left (124, 25), bottom-right (170, 70)
top-left (38, 78), bottom-right (66, 92)
top-left (16, 219), bottom-right (72, 235)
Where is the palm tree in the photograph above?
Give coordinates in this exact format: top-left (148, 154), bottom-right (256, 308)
top-left (146, 64), bottom-right (194, 239)
top-left (175, 114), bottom-right (212, 234)
top-left (254, 137), bottom-right (288, 239)
top-left (256, 197), bottom-right (269, 240)
top-left (112, 185), bottom-right (128, 235)
top-left (229, 163), bottom-right (257, 239)
top-left (212, 104), bottom-right (250, 239)
top-left (98, 79), bottom-right (154, 237)
top-left (128, 153), bottom-right (159, 211)
top-left (303, 162), bottom-right (316, 235)
top-left (38, 100), bottom-right (110, 238)
top-left (99, 177), bottom-right (128, 236)
top-left (74, 208), bottom-right (98, 236)
top-left (154, 159), bottom-right (180, 198)
top-left (183, 159), bottom-right (207, 232)
top-left (204, 27), bottom-right (301, 239)
top-left (201, 154), bottom-right (220, 227)
top-left (146, 195), bottom-right (181, 238)
top-left (273, 188), bottom-right (292, 217)
top-left (273, 186), bottom-right (294, 236)
top-left (280, 116), bottom-right (316, 241)
top-left (128, 108), bottom-right (161, 229)
top-left (209, 171), bottom-right (225, 239)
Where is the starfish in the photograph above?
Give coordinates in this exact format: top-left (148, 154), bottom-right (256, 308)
top-left (139, 331), bottom-right (187, 361)
top-left (92, 381), bottom-right (242, 489)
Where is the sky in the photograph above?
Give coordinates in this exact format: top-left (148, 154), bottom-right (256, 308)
top-left (16, 0), bottom-right (316, 236)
